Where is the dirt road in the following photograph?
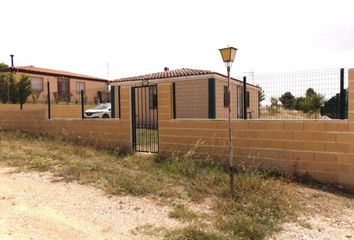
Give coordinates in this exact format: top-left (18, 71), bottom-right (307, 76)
top-left (0, 167), bottom-right (178, 240)
top-left (1, 166), bottom-right (353, 240)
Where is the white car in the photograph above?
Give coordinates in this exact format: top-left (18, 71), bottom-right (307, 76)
top-left (84, 103), bottom-right (111, 118)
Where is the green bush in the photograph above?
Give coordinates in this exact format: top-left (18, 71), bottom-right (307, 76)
top-left (0, 73), bottom-right (32, 104)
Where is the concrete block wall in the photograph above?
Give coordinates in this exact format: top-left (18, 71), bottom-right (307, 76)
top-left (158, 71), bottom-right (354, 189)
top-left (0, 86), bottom-right (132, 151)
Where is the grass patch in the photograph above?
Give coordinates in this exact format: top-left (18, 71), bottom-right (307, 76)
top-left (0, 131), bottom-right (300, 240)
top-left (168, 204), bottom-right (199, 222)
top-left (165, 226), bottom-right (223, 240)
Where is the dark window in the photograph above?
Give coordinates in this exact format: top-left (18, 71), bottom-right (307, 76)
top-left (237, 85), bottom-right (244, 118)
top-left (224, 86), bottom-right (229, 108)
top-left (149, 87), bottom-right (157, 109)
top-left (31, 77), bottom-right (43, 92)
top-left (246, 91), bottom-right (250, 108)
top-left (76, 82), bottom-right (85, 94)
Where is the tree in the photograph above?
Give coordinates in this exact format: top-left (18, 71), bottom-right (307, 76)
top-left (258, 88), bottom-right (265, 104)
top-left (301, 93), bottom-right (325, 116)
top-left (0, 73), bottom-right (32, 104)
top-left (279, 92), bottom-right (295, 109)
top-left (18, 74), bottom-right (32, 104)
top-left (0, 73), bottom-right (9, 103)
top-left (0, 63), bottom-right (9, 69)
top-left (269, 97), bottom-right (281, 114)
top-left (8, 74), bottom-right (19, 103)
top-left (305, 88), bottom-right (316, 98)
top-left (293, 97), bottom-right (305, 111)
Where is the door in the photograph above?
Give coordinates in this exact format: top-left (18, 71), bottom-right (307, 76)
top-left (131, 85), bottom-right (159, 153)
top-left (57, 78), bottom-right (70, 102)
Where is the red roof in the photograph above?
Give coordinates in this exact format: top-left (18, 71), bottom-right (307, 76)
top-left (113, 68), bottom-right (215, 82)
top-left (0, 65), bottom-right (108, 82)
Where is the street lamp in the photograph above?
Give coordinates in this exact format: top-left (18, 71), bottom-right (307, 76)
top-left (219, 46), bottom-right (237, 191)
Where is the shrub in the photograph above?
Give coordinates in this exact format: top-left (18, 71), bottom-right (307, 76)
top-left (279, 92), bottom-right (295, 109)
top-left (18, 74), bottom-right (32, 104)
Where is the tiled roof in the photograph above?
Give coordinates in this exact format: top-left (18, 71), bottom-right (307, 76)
top-left (113, 68), bottom-right (214, 82)
top-left (0, 65), bottom-right (108, 82)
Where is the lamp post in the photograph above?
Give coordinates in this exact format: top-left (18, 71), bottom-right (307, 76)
top-left (219, 47), bottom-right (237, 191)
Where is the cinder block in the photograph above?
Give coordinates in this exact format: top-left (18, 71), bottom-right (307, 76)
top-left (314, 132), bottom-right (336, 142)
top-left (265, 121), bottom-right (284, 130)
top-left (337, 154), bottom-right (354, 164)
top-left (293, 131), bottom-right (313, 141)
top-left (349, 112), bottom-right (354, 122)
top-left (303, 142), bottom-right (325, 151)
top-left (284, 121), bottom-right (304, 131)
top-left (325, 121), bottom-right (349, 132)
top-left (336, 133), bottom-right (354, 143)
top-left (273, 131), bottom-right (293, 140)
top-left (350, 122), bottom-right (354, 132)
top-left (248, 121), bottom-right (266, 130)
top-left (325, 143), bottom-right (350, 153)
top-left (257, 131), bottom-right (274, 139)
top-left (304, 121), bottom-right (326, 131)
top-left (238, 130), bottom-right (257, 139)
top-left (314, 152), bottom-right (337, 163)
top-left (284, 141), bottom-right (304, 150)
top-left (293, 151), bottom-right (314, 161)
top-left (232, 121), bottom-right (249, 129)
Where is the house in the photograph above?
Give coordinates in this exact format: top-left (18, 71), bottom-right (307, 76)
top-left (111, 68), bottom-right (260, 119)
top-left (0, 66), bottom-right (109, 104)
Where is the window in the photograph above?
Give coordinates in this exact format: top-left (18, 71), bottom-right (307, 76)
top-left (76, 82), bottom-right (85, 94)
top-left (246, 91), bottom-right (250, 108)
top-left (149, 87), bottom-right (157, 109)
top-left (237, 85), bottom-right (244, 118)
top-left (31, 77), bottom-right (43, 91)
top-left (223, 86), bottom-right (229, 108)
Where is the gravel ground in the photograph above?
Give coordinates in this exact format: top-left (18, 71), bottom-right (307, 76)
top-left (0, 167), bottom-right (179, 240)
top-left (269, 185), bottom-right (354, 240)
top-left (0, 166), bottom-right (353, 240)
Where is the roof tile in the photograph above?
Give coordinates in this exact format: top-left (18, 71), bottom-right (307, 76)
top-left (0, 65), bottom-right (107, 82)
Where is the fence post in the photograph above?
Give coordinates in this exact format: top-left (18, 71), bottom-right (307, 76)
top-left (111, 85), bottom-right (116, 118)
top-left (118, 86), bottom-right (121, 118)
top-left (47, 81), bottom-right (51, 119)
top-left (349, 69), bottom-right (354, 131)
top-left (19, 84), bottom-right (23, 110)
top-left (340, 68), bottom-right (345, 119)
top-left (81, 90), bottom-right (85, 120)
top-left (172, 82), bottom-right (177, 119)
top-left (243, 76), bottom-right (247, 119)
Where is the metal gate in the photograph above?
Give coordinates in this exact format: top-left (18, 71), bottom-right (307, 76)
top-left (131, 85), bottom-right (159, 153)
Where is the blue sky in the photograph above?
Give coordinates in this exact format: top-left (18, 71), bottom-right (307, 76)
top-left (1, 0), bottom-right (353, 80)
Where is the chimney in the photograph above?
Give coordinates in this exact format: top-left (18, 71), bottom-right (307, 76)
top-left (164, 67), bottom-right (169, 71)
top-left (10, 54), bottom-right (14, 67)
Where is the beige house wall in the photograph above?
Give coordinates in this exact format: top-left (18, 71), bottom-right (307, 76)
top-left (12, 72), bottom-right (108, 104)
top-left (215, 78), bottom-right (259, 119)
top-left (113, 75), bottom-right (260, 119)
top-left (175, 79), bottom-right (208, 118)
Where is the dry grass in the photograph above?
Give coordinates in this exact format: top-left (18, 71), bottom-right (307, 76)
top-left (0, 131), bottom-right (301, 240)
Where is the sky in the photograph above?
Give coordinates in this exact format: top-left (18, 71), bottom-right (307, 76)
top-left (1, 0), bottom-right (354, 80)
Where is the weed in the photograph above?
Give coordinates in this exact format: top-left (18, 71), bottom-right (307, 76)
top-left (165, 226), bottom-right (224, 240)
top-left (168, 204), bottom-right (199, 222)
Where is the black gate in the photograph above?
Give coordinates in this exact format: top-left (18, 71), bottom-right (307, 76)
top-left (131, 85), bottom-right (159, 153)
